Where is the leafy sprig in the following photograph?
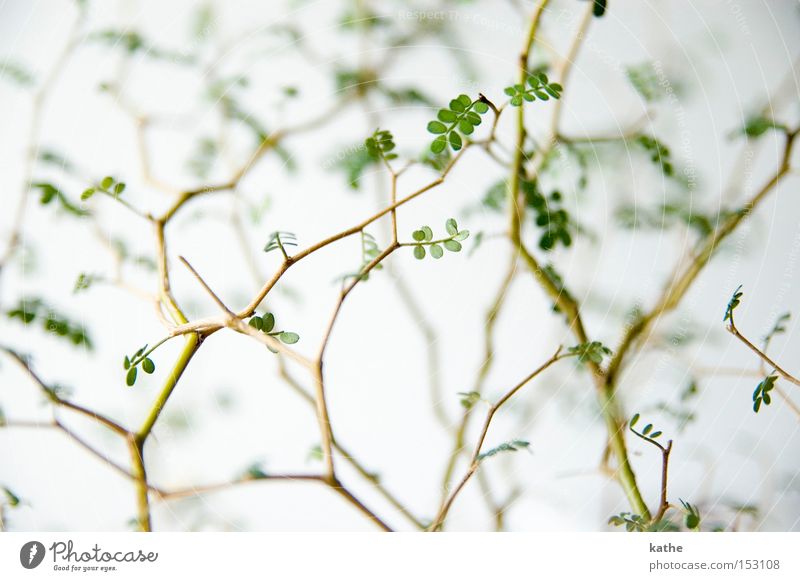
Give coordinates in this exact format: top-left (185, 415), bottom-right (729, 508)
top-left (752, 374), bottom-right (777, 413)
top-left (680, 499), bottom-right (701, 530)
top-left (629, 413), bottom-right (665, 442)
top-left (7, 298), bottom-right (92, 349)
top-left (264, 231), bottom-right (298, 259)
top-left (504, 72), bottom-right (562, 106)
top-left (426, 94), bottom-right (490, 153)
top-left (635, 135), bottom-right (674, 177)
top-left (123, 344), bottom-right (157, 387)
top-left (81, 176), bottom-right (126, 201)
top-left (365, 128), bottom-right (398, 163)
top-left (33, 182), bottom-right (87, 217)
top-left (408, 218), bottom-right (469, 260)
top-left (723, 285), bottom-right (743, 323)
top-left (568, 341), bottom-right (612, 364)
top-left (248, 312), bottom-right (300, 351)
top-left (477, 439), bottom-right (530, 461)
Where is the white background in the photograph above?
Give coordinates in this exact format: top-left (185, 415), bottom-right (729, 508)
top-left (1, 0), bottom-right (799, 532)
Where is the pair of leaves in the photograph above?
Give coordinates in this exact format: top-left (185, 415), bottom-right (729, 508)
top-left (410, 218), bottom-right (469, 260)
top-left (7, 298), bottom-right (93, 350)
top-left (752, 375), bottom-right (777, 413)
top-left (568, 341), bottom-right (612, 364)
top-left (123, 345), bottom-right (156, 387)
top-left (427, 94), bottom-right (490, 153)
top-left (248, 312), bottom-right (300, 349)
top-left (504, 72), bottom-right (562, 107)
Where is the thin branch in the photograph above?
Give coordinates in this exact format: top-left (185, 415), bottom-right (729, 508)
top-left (429, 346), bottom-right (568, 531)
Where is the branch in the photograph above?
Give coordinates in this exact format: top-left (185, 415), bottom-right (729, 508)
top-left (429, 346), bottom-right (568, 531)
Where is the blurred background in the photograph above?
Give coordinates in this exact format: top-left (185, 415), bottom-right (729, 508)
top-left (1, 0), bottom-right (799, 531)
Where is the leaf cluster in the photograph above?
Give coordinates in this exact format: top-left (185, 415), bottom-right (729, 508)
top-left (752, 375), bottom-right (777, 413)
top-left (504, 72), bottom-right (562, 107)
top-left (7, 298), bottom-right (92, 349)
top-left (426, 94), bottom-right (490, 153)
top-left (81, 175), bottom-right (126, 201)
top-left (123, 345), bottom-right (157, 387)
top-left (568, 341), bottom-right (612, 365)
top-left (409, 218), bottom-right (469, 260)
top-left (33, 182), bottom-right (87, 217)
top-left (248, 312), bottom-right (300, 351)
top-left (477, 439), bottom-right (530, 461)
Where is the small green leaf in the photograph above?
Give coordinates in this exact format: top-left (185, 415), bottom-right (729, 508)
top-left (279, 331), bottom-right (300, 344)
top-left (100, 176), bottom-right (114, 189)
top-left (412, 230), bottom-right (426, 242)
top-left (473, 100), bottom-right (489, 114)
top-left (126, 367), bottom-right (138, 386)
top-left (413, 245), bottom-right (426, 260)
top-left (123, 355), bottom-right (131, 370)
top-left (262, 313), bottom-right (276, 333)
top-left (430, 244), bottom-right (443, 259)
top-left (421, 226), bottom-right (434, 241)
top-left (249, 316), bottom-right (264, 330)
top-left (437, 109), bottom-right (457, 123)
top-left (142, 358), bottom-right (155, 374)
top-left (443, 239), bottom-right (462, 252)
top-left (643, 424), bottom-right (653, 435)
top-left (81, 188), bottom-right (95, 200)
top-left (448, 131), bottom-right (462, 151)
top-left (445, 218), bottom-right (458, 236)
top-left (427, 121), bottom-right (447, 134)
top-left (630, 413), bottom-right (640, 428)
top-left (430, 135), bottom-right (447, 154)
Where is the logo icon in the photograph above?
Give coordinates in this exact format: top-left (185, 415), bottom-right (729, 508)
top-left (20, 541), bottom-right (46, 569)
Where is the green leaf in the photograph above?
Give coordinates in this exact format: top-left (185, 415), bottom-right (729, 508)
top-left (413, 245), bottom-right (426, 260)
top-left (263, 313), bottom-right (276, 333)
top-left (81, 188), bottom-right (96, 201)
top-left (142, 358), bottom-right (155, 374)
top-left (445, 218), bottom-right (458, 236)
top-left (124, 355), bottom-right (131, 370)
top-left (630, 413), bottom-right (640, 428)
top-left (279, 331), bottom-right (300, 344)
top-left (724, 285), bottom-right (743, 322)
top-left (2, 486), bottom-right (21, 507)
top-left (249, 316), bottom-right (264, 330)
top-left (412, 230), bottom-right (426, 242)
top-left (473, 100), bottom-right (489, 114)
top-left (643, 424), bottom-right (653, 435)
top-left (430, 244), bottom-right (443, 259)
top-left (443, 239), bottom-right (462, 252)
top-left (126, 367), bottom-right (138, 387)
top-left (421, 226), bottom-right (433, 241)
top-left (448, 131), bottom-right (462, 151)
top-left (427, 121), bottom-right (447, 134)
top-left (477, 439), bottom-right (530, 461)
top-left (437, 109), bottom-right (457, 123)
top-left (100, 176), bottom-right (114, 189)
top-left (430, 136), bottom-right (447, 154)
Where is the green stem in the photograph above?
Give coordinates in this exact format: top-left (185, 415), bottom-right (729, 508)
top-left (137, 333), bottom-right (200, 441)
